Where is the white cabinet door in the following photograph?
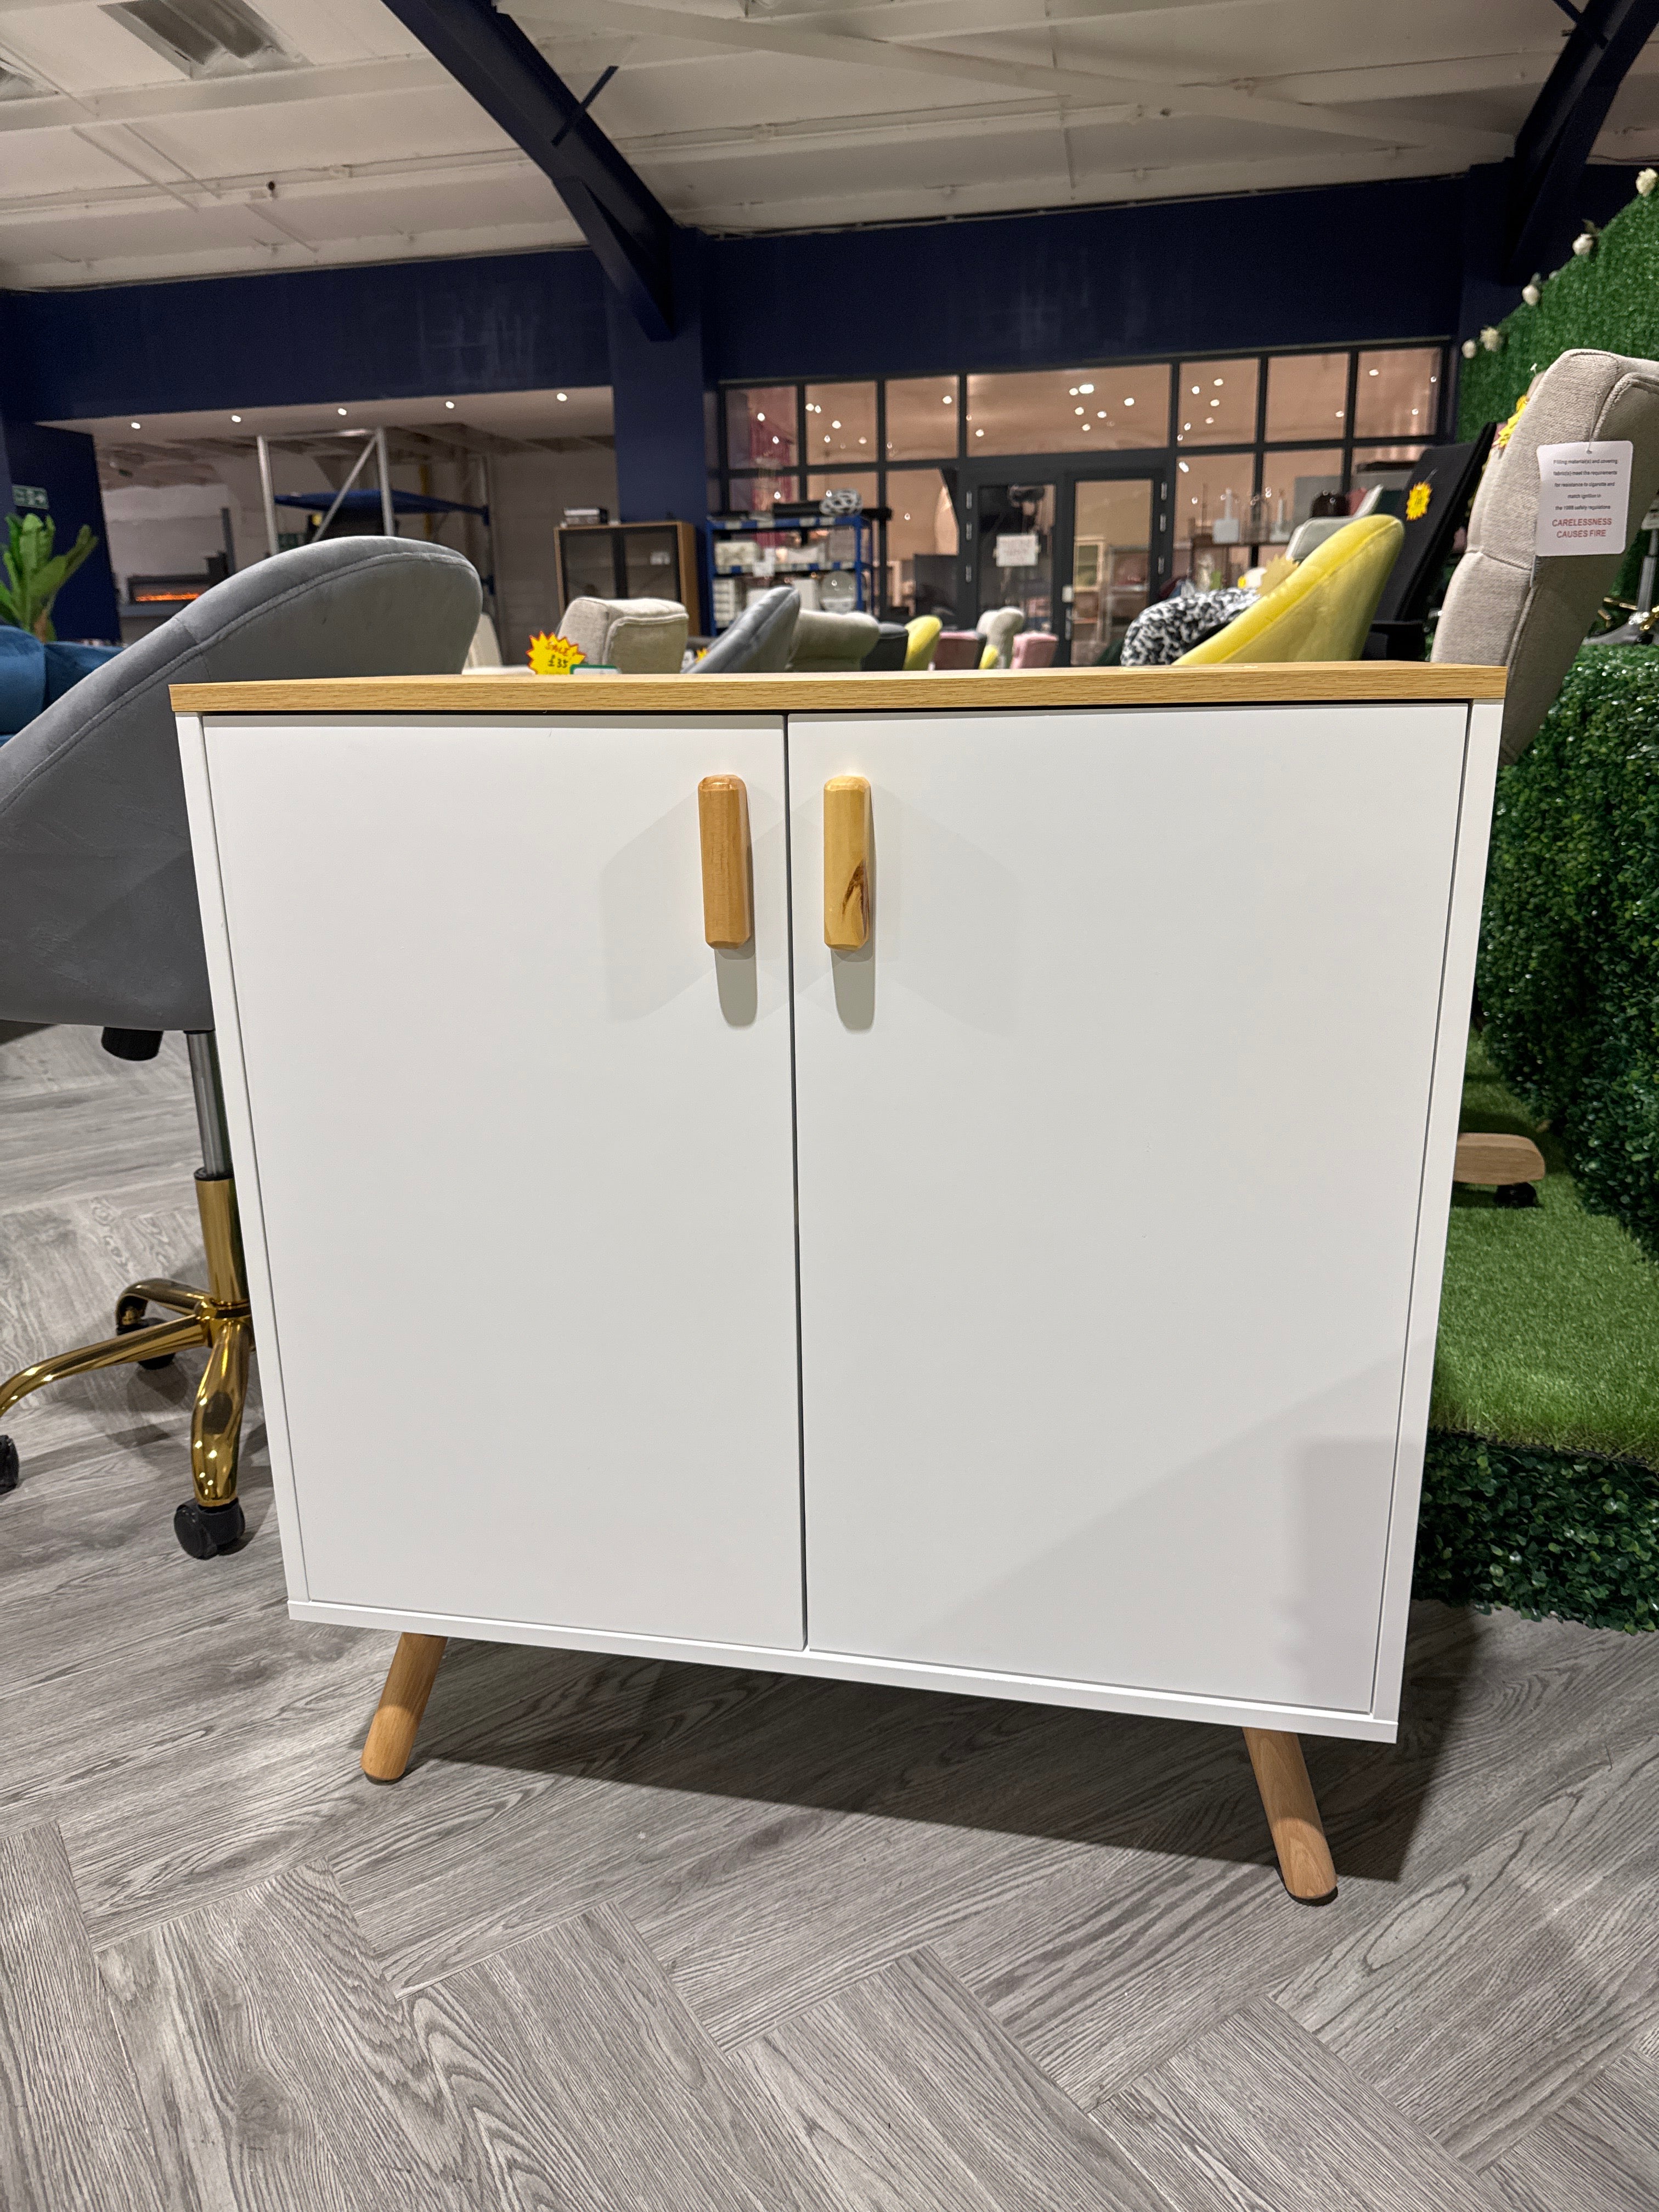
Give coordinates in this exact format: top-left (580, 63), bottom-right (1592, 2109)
top-left (205, 713), bottom-right (804, 1649)
top-left (791, 706), bottom-right (1469, 1713)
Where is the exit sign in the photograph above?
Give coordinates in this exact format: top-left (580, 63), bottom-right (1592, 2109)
top-left (12, 485), bottom-right (48, 511)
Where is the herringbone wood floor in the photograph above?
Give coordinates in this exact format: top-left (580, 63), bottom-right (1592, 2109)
top-left (3, 1023), bottom-right (1657, 2210)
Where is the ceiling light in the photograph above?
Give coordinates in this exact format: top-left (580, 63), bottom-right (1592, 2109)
top-left (445, 399), bottom-right (455, 410)
top-left (1124, 396), bottom-right (1135, 406)
top-left (975, 428), bottom-right (984, 437)
top-left (1069, 387), bottom-right (1079, 396)
top-left (755, 410), bottom-right (765, 421)
top-left (1079, 382), bottom-right (1094, 394)
top-left (1082, 423), bottom-right (1091, 431)
top-left (1190, 385), bottom-right (1200, 395)
top-left (823, 436), bottom-right (830, 444)
top-left (1336, 409), bottom-right (1344, 419)
top-left (131, 420), bottom-right (141, 428)
top-left (857, 436), bottom-right (866, 444)
top-left (230, 412), bottom-right (241, 422)
top-left (831, 419), bottom-right (841, 428)
top-left (1368, 367), bottom-right (1379, 376)
top-left (1410, 408), bottom-right (1419, 416)
top-left (1179, 460), bottom-right (1189, 472)
top-left (336, 407), bottom-right (347, 416)
top-left (772, 435), bottom-right (780, 444)
top-left (943, 393), bottom-right (953, 403)
top-left (1097, 410), bottom-right (1107, 418)
top-left (1213, 378), bottom-right (1223, 387)
top-left (556, 392), bottom-right (567, 402)
top-left (1074, 407), bottom-right (1085, 416)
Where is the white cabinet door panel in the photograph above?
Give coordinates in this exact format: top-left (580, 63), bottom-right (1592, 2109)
top-left (791, 706), bottom-right (1468, 1712)
top-left (205, 714), bottom-right (803, 1649)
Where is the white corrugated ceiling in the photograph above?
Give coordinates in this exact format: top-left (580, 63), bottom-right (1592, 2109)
top-left (0, 0), bottom-right (1654, 287)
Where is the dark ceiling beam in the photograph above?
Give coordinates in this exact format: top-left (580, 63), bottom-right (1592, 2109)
top-left (375, 0), bottom-right (677, 336)
top-left (1503, 0), bottom-right (1659, 278)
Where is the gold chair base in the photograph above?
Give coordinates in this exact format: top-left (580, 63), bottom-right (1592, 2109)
top-left (0, 1172), bottom-right (252, 1513)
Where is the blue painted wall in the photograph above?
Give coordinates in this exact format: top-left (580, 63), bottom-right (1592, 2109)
top-left (0, 246), bottom-right (610, 422)
top-left (0, 168), bottom-right (1582, 427)
top-left (5, 168), bottom-right (1643, 427)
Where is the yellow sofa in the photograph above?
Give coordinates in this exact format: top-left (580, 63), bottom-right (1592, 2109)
top-left (1176, 514), bottom-right (1404, 665)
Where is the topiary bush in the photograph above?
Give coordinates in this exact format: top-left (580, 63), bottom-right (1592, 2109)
top-left (1417, 1431), bottom-right (1659, 1630)
top-left (1478, 644), bottom-right (1659, 1260)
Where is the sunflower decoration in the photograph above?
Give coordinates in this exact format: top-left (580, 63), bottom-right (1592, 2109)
top-left (1493, 391), bottom-right (1530, 457)
top-left (527, 631), bottom-right (586, 675)
top-left (1404, 481), bottom-right (1432, 523)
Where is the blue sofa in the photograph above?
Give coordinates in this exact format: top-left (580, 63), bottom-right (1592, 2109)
top-left (1, 627), bottom-right (121, 740)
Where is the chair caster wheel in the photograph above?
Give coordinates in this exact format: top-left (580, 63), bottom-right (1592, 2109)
top-left (173, 1497), bottom-right (245, 1558)
top-left (116, 1309), bottom-right (175, 1371)
top-left (0, 1436), bottom-right (17, 1495)
top-left (1494, 1181), bottom-right (1540, 1209)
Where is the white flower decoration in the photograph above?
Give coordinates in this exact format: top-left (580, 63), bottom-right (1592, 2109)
top-left (1462, 338), bottom-right (1478, 359)
top-left (1480, 326), bottom-right (1503, 352)
top-left (1639, 168), bottom-right (1658, 197)
top-left (1522, 283), bottom-right (1541, 306)
top-left (1573, 232), bottom-right (1595, 257)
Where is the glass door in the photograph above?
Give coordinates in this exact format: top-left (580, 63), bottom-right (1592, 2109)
top-left (970, 479), bottom-right (1057, 634)
top-left (1062, 472), bottom-right (1165, 665)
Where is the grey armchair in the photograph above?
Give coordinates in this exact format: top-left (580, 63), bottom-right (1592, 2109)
top-left (690, 585), bottom-right (799, 674)
top-left (0, 537), bottom-right (481, 1555)
top-left (1434, 348), bottom-right (1659, 763)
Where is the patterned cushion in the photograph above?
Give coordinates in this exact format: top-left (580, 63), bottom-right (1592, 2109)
top-left (1120, 586), bottom-right (1255, 667)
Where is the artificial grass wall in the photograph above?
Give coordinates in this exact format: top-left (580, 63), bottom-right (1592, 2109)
top-left (1478, 646), bottom-right (1659, 1261)
top-left (1457, 171), bottom-right (1659, 436)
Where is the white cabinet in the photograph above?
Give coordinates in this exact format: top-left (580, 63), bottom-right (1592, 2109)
top-left (180, 679), bottom-right (1496, 1747)
top-left (791, 708), bottom-right (1468, 1716)
top-left (194, 714), bottom-right (804, 1650)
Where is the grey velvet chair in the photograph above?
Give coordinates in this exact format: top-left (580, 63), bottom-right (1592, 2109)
top-left (0, 537), bottom-right (481, 1555)
top-left (690, 585), bottom-right (799, 673)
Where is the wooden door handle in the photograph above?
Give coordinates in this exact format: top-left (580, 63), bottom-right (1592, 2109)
top-left (698, 775), bottom-right (752, 947)
top-left (824, 776), bottom-right (872, 949)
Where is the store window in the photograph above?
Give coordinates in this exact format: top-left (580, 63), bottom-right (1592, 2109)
top-left (804, 384), bottom-right (877, 464)
top-left (727, 472), bottom-right (798, 514)
top-left (887, 469), bottom-right (959, 620)
top-left (885, 377), bottom-right (960, 460)
top-left (726, 386), bottom-right (798, 469)
top-left (965, 364), bottom-right (1169, 453)
top-left (1259, 448), bottom-right (1345, 535)
top-left (1173, 451), bottom-right (1256, 587)
top-left (806, 470), bottom-right (880, 515)
top-left (1265, 353), bottom-right (1348, 444)
top-left (1176, 359), bottom-right (1259, 447)
top-left (1354, 348), bottom-right (1440, 440)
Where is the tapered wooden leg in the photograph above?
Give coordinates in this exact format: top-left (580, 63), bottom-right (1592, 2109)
top-left (1243, 1727), bottom-right (1338, 1905)
top-left (362, 1634), bottom-right (448, 1782)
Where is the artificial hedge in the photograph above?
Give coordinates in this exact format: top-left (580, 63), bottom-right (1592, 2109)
top-left (1458, 174), bottom-right (1659, 437)
top-left (1477, 645), bottom-right (1659, 1260)
top-left (1417, 1431), bottom-right (1659, 1631)
top-left (1456, 168), bottom-right (1659, 603)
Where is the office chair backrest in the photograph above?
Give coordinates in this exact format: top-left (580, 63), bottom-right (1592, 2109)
top-left (0, 536), bottom-right (481, 1033)
top-left (1432, 348), bottom-right (1659, 764)
top-left (1175, 514), bottom-right (1403, 665)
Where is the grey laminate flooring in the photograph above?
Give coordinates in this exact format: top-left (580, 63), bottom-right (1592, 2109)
top-left (3, 1023), bottom-right (1657, 2210)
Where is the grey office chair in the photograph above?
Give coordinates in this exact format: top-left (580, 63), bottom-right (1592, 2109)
top-left (0, 538), bottom-right (481, 1555)
top-left (690, 585), bottom-right (799, 673)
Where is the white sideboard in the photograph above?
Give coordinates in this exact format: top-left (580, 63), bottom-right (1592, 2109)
top-left (175, 668), bottom-right (1502, 1801)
